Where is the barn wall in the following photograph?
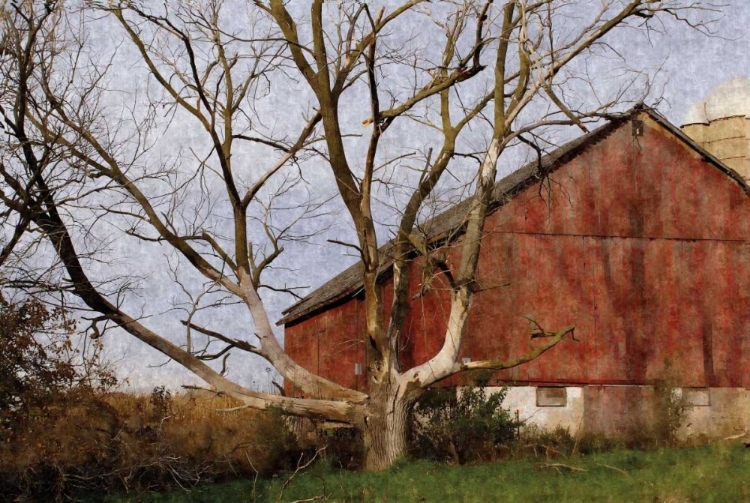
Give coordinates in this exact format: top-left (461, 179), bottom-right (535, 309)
top-left (284, 296), bottom-right (366, 396)
top-left (284, 114), bottom-right (750, 420)
top-left (404, 116), bottom-right (750, 389)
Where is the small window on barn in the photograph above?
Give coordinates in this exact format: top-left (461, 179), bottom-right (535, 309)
top-left (682, 388), bottom-right (710, 407)
top-left (536, 387), bottom-right (567, 407)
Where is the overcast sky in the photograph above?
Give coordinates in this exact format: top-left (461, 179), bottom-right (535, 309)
top-left (72, 1), bottom-right (750, 393)
top-left (655, 3), bottom-right (750, 124)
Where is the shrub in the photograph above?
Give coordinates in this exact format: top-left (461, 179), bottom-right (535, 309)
top-left (624, 382), bottom-right (684, 450)
top-left (410, 386), bottom-right (520, 464)
top-left (0, 295), bottom-right (115, 435)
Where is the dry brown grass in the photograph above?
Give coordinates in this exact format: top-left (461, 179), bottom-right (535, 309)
top-left (0, 388), bottom-right (302, 501)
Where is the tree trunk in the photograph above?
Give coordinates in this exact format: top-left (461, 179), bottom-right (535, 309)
top-left (363, 383), bottom-right (411, 471)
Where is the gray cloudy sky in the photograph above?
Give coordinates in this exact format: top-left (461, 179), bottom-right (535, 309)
top-left (654, 3), bottom-right (750, 124)
top-left (76, 1), bottom-right (750, 393)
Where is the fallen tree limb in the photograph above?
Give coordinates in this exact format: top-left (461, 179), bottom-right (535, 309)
top-left (538, 463), bottom-right (587, 473)
top-left (722, 431), bottom-right (749, 441)
top-left (596, 463), bottom-right (630, 477)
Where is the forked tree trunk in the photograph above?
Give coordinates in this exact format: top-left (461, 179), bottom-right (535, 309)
top-left (362, 382), bottom-right (412, 471)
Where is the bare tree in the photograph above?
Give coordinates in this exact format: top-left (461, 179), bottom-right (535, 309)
top-left (0, 0), bottom-right (718, 470)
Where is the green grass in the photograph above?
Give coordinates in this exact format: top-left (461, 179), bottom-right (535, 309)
top-left (87, 443), bottom-right (750, 502)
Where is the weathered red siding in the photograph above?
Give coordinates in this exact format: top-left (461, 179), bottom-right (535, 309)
top-left (285, 296), bottom-right (367, 396)
top-left (285, 115), bottom-right (750, 392)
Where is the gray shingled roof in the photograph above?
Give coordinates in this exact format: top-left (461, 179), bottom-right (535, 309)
top-left (278, 106), bottom-right (749, 326)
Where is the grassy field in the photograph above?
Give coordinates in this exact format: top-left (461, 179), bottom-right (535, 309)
top-left (88, 443), bottom-right (750, 502)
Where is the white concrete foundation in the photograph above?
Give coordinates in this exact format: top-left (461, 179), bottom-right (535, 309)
top-left (486, 386), bottom-right (585, 435)
top-left (677, 388), bottom-right (750, 440)
top-left (464, 386), bottom-right (750, 441)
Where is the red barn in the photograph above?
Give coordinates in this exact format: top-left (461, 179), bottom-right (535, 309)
top-left (279, 106), bottom-right (750, 440)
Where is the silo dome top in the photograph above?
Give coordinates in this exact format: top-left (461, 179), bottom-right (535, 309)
top-left (683, 77), bottom-right (750, 125)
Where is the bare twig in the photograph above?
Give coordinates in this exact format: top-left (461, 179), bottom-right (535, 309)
top-left (276, 447), bottom-right (326, 503)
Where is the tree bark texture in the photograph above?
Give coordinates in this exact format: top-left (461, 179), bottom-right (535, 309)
top-left (363, 379), bottom-right (414, 471)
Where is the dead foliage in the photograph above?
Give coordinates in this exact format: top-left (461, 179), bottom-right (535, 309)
top-left (0, 389), bottom-right (303, 501)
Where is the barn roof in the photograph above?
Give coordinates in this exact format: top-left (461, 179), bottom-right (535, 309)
top-left (278, 106), bottom-right (749, 326)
